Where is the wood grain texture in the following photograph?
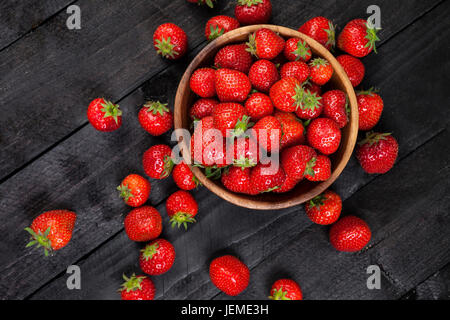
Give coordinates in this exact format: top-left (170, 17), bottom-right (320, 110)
top-left (403, 263), bottom-right (450, 300)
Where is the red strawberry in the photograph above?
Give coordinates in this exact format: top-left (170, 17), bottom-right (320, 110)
top-left (305, 190), bottom-right (342, 225)
top-left (250, 162), bottom-right (286, 193)
top-left (153, 23), bottom-right (187, 60)
top-left (209, 255), bottom-right (250, 296)
top-left (274, 112), bottom-right (305, 149)
top-left (214, 44), bottom-right (253, 74)
top-left (272, 176), bottom-right (300, 194)
top-left (205, 16), bottom-right (240, 41)
top-left (338, 19), bottom-right (380, 58)
top-left (336, 55), bottom-right (365, 87)
top-left (309, 58), bottom-right (333, 86)
top-left (190, 68), bottom-right (216, 98)
top-left (322, 90), bottom-right (349, 129)
top-left (120, 274), bottom-right (155, 301)
top-left (187, 0), bottom-right (216, 8)
top-left (284, 38), bottom-right (312, 62)
top-left (281, 145), bottom-right (316, 180)
top-left (245, 92), bottom-right (274, 121)
top-left (304, 81), bottom-right (322, 96)
top-left (307, 118), bottom-right (341, 155)
top-left (329, 216), bottom-right (371, 252)
top-left (173, 161), bottom-right (199, 190)
top-left (213, 102), bottom-right (250, 137)
top-left (189, 98), bottom-right (219, 120)
top-left (248, 59), bottom-right (279, 92)
top-left (142, 144), bottom-right (174, 179)
top-left (299, 16), bottom-right (336, 50)
top-left (251, 116), bottom-right (282, 153)
top-left (140, 239), bottom-right (175, 275)
top-left (25, 210), bottom-right (76, 256)
top-left (305, 155), bottom-right (331, 182)
top-left (356, 132), bottom-right (398, 174)
top-left (117, 174), bottom-right (151, 207)
top-left (191, 116), bottom-right (227, 167)
top-left (231, 137), bottom-right (259, 168)
top-left (357, 88), bottom-right (383, 131)
top-left (269, 279), bottom-right (303, 300)
top-left (280, 61), bottom-right (310, 83)
top-left (166, 191), bottom-right (198, 229)
top-left (234, 0), bottom-right (272, 25)
top-left (87, 98), bottom-right (122, 132)
top-left (138, 101), bottom-right (173, 136)
top-left (269, 77), bottom-right (302, 112)
top-left (294, 89), bottom-right (323, 120)
top-left (124, 206), bottom-right (162, 242)
top-left (221, 166), bottom-right (258, 195)
top-left (215, 68), bottom-right (252, 102)
top-left (246, 28), bottom-right (285, 60)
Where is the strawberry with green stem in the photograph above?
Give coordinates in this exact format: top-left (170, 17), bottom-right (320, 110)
top-left (269, 279), bottom-right (303, 300)
top-left (246, 28), bottom-right (285, 60)
top-left (87, 98), bottom-right (122, 132)
top-left (212, 103), bottom-right (251, 138)
top-left (166, 191), bottom-right (198, 229)
top-left (235, 0), bottom-right (272, 25)
top-left (299, 16), bottom-right (336, 50)
top-left (281, 145), bottom-right (317, 180)
top-left (143, 144), bottom-right (174, 179)
top-left (284, 38), bottom-right (312, 62)
top-left (120, 274), bottom-right (155, 300)
top-left (153, 23), bottom-right (188, 60)
top-left (140, 239), bottom-right (176, 275)
top-left (304, 155), bottom-right (331, 182)
top-left (294, 88), bottom-right (323, 120)
top-left (309, 58), bottom-right (333, 86)
top-left (205, 16), bottom-right (240, 41)
top-left (138, 101), bottom-right (173, 136)
top-left (356, 132), bottom-right (398, 174)
top-left (305, 190), bottom-right (342, 225)
top-left (338, 19), bottom-right (380, 58)
top-left (117, 174), bottom-right (151, 207)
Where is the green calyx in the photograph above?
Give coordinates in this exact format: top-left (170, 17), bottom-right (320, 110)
top-left (238, 0), bottom-right (263, 6)
top-left (161, 155), bottom-right (175, 179)
top-left (197, 0), bottom-right (215, 8)
top-left (261, 186), bottom-right (280, 193)
top-left (144, 101), bottom-right (169, 116)
top-left (357, 87), bottom-right (378, 96)
top-left (141, 242), bottom-right (159, 261)
top-left (269, 288), bottom-right (292, 300)
top-left (208, 25), bottom-right (225, 41)
top-left (308, 194), bottom-right (326, 208)
top-left (155, 36), bottom-right (179, 59)
top-left (101, 100), bottom-right (122, 125)
top-left (359, 132), bottom-right (391, 147)
top-left (310, 57), bottom-right (329, 68)
top-left (365, 20), bottom-right (381, 54)
top-left (292, 39), bottom-right (311, 61)
top-left (117, 183), bottom-right (134, 202)
top-left (304, 157), bottom-right (317, 177)
top-left (120, 273), bottom-right (144, 293)
top-left (232, 115), bottom-right (253, 138)
top-left (234, 156), bottom-right (257, 169)
top-left (203, 166), bottom-right (224, 180)
top-left (25, 227), bottom-right (53, 257)
top-left (245, 34), bottom-right (258, 57)
top-left (170, 212), bottom-right (196, 230)
top-left (292, 84), bottom-right (322, 112)
top-left (325, 21), bottom-right (336, 49)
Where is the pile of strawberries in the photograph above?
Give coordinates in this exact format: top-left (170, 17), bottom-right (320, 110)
top-left (24, 0), bottom-right (401, 301)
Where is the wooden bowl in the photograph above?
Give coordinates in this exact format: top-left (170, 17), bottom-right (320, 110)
top-left (174, 25), bottom-right (358, 210)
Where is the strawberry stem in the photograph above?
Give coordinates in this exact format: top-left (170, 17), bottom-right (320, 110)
top-left (117, 184), bottom-right (134, 202)
top-left (170, 212), bottom-right (196, 230)
top-left (101, 100), bottom-right (122, 125)
top-left (141, 242), bottom-right (159, 261)
top-left (269, 288), bottom-right (292, 300)
top-left (238, 0), bottom-right (263, 6)
top-left (155, 37), bottom-right (179, 59)
top-left (120, 274), bottom-right (144, 293)
top-left (365, 20), bottom-right (381, 54)
top-left (144, 101), bottom-right (169, 115)
top-left (25, 226), bottom-right (53, 257)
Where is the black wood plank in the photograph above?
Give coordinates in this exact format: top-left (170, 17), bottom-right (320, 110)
top-left (403, 263), bottom-right (450, 300)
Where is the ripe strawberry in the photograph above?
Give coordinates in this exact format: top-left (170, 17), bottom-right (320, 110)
top-left (251, 116), bottom-right (282, 153)
top-left (231, 137), bottom-right (259, 168)
top-left (191, 116), bottom-right (227, 167)
top-left (304, 81), bottom-right (322, 96)
top-left (190, 68), bottom-right (216, 98)
top-left (187, 0), bottom-right (216, 8)
top-left (189, 98), bottom-right (219, 120)
top-left (356, 132), bottom-right (398, 174)
top-left (280, 61), bottom-right (310, 83)
top-left (205, 16), bottom-right (240, 41)
top-left (307, 118), bottom-right (341, 155)
top-left (87, 98), bottom-right (122, 132)
top-left (284, 38), bottom-right (312, 62)
top-left (298, 16), bottom-right (336, 50)
top-left (250, 162), bottom-right (286, 193)
top-left (221, 166), bottom-right (258, 195)
top-left (25, 210), bottom-right (76, 256)
top-left (336, 55), bottom-right (365, 87)
top-left (272, 176), bottom-right (300, 194)
top-left (209, 255), bottom-right (250, 296)
top-left (153, 23), bottom-right (187, 60)
top-left (138, 101), bottom-right (173, 136)
top-left (140, 239), bottom-right (175, 275)
top-left (269, 77), bottom-right (302, 112)
top-left (117, 174), bottom-right (151, 207)
top-left (120, 274), bottom-right (155, 301)
top-left (142, 144), bottom-right (174, 179)
top-left (322, 90), bottom-right (349, 129)
top-left (173, 161), bottom-right (199, 190)
top-left (166, 191), bottom-right (198, 229)
top-left (245, 92), bottom-right (274, 121)
top-left (213, 102), bottom-right (250, 137)
top-left (274, 112), bottom-right (305, 149)
top-left (215, 68), bottom-right (251, 102)
top-left (357, 88), bottom-right (383, 131)
top-left (246, 28), bottom-right (285, 60)
top-left (309, 58), bottom-right (333, 86)
top-left (338, 19), bottom-right (380, 58)
top-left (269, 279), bottom-right (303, 300)
top-left (124, 206), bottom-right (162, 242)
top-left (214, 44), bottom-right (253, 74)
top-left (281, 145), bottom-right (316, 180)
top-left (305, 190), bottom-right (341, 225)
top-left (294, 89), bottom-right (323, 120)
top-left (248, 59), bottom-right (279, 92)
top-left (235, 0), bottom-right (272, 25)
top-left (329, 216), bottom-right (371, 252)
top-left (304, 155), bottom-right (331, 182)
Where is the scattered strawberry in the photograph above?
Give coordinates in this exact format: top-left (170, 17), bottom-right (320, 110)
top-left (120, 274), bottom-right (155, 300)
top-left (142, 144), bottom-right (174, 179)
top-left (284, 38), bottom-right (312, 62)
top-left (309, 58), bottom-right (333, 86)
top-left (281, 145), bottom-right (316, 180)
top-left (245, 92), bottom-right (274, 121)
top-left (250, 162), bottom-right (286, 193)
top-left (117, 174), bottom-right (151, 207)
top-left (356, 132), bottom-right (398, 174)
top-left (336, 55), bottom-right (365, 87)
top-left (231, 137), bottom-right (259, 168)
top-left (248, 59), bottom-right (280, 92)
top-left (246, 28), bottom-right (285, 60)
top-left (357, 88), bottom-right (383, 131)
top-left (269, 77), bottom-right (301, 112)
top-left (190, 68), bottom-right (216, 98)
top-left (322, 90), bottom-right (349, 129)
top-left (209, 255), bottom-right (250, 296)
top-left (189, 98), bottom-right (219, 120)
top-left (304, 155), bottom-right (331, 182)
top-left (173, 161), bottom-right (199, 190)
top-left (138, 101), bottom-right (173, 136)
top-left (215, 68), bottom-right (252, 102)
top-left (213, 102), bottom-right (250, 137)
top-left (124, 206), bottom-right (162, 242)
top-left (338, 19), bottom-right (380, 58)
top-left (305, 190), bottom-right (342, 225)
top-left (140, 239), bottom-right (176, 275)
top-left (235, 0), bottom-right (272, 25)
top-left (153, 23), bottom-right (188, 60)
top-left (214, 44), bottom-right (253, 74)
top-left (280, 61), bottom-right (310, 83)
top-left (87, 98), bottom-right (122, 132)
top-left (205, 16), bottom-right (240, 41)
top-left (269, 279), bottom-right (303, 300)
top-left (25, 210), bottom-right (76, 256)
top-left (187, 0), bottom-right (216, 8)
top-left (307, 118), bottom-right (341, 155)
top-left (251, 116), bottom-right (282, 153)
top-left (221, 167), bottom-right (258, 195)
top-left (274, 112), bottom-right (305, 149)
top-left (166, 190), bottom-right (198, 229)
top-left (294, 89), bottom-right (323, 120)
top-left (329, 216), bottom-right (371, 252)
top-left (298, 16), bottom-right (336, 50)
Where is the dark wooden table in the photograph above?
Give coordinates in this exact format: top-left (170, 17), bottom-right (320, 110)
top-left (0, 0), bottom-right (449, 300)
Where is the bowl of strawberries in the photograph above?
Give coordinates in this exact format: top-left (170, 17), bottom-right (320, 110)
top-left (174, 24), bottom-right (358, 210)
